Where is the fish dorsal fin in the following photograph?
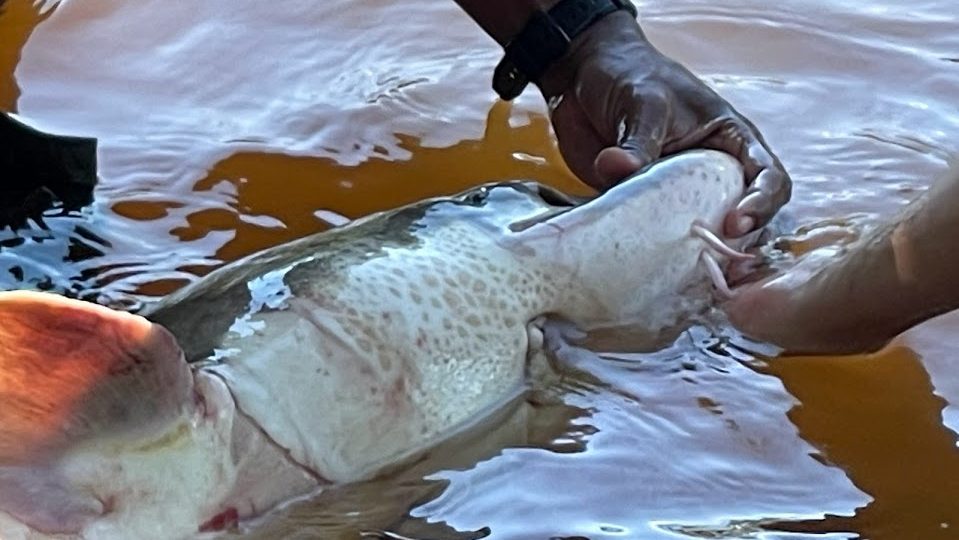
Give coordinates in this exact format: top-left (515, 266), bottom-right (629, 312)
top-left (0, 291), bottom-right (194, 465)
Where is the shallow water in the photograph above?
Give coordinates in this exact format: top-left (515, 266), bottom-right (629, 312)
top-left (1, 0), bottom-right (959, 538)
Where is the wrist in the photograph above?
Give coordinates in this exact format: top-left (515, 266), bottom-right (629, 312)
top-left (535, 10), bottom-right (650, 99)
top-left (492, 0), bottom-right (643, 101)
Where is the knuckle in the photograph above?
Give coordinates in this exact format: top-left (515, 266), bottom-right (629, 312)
top-left (640, 83), bottom-right (672, 110)
top-left (776, 177), bottom-right (793, 206)
top-left (615, 76), bottom-right (671, 112)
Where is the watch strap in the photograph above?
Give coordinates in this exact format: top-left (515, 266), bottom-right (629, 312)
top-left (493, 0), bottom-right (637, 101)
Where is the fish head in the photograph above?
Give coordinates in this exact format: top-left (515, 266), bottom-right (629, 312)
top-left (0, 291), bottom-right (239, 539)
top-left (509, 150), bottom-right (747, 347)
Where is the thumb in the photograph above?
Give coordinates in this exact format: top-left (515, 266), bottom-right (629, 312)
top-left (594, 121), bottom-right (664, 189)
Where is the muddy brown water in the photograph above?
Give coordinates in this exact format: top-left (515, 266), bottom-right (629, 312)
top-left (1, 0), bottom-right (958, 538)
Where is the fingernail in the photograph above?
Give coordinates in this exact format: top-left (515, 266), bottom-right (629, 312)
top-left (736, 215), bottom-right (755, 235)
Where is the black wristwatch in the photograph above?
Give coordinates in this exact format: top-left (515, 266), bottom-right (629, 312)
top-left (492, 0), bottom-right (638, 101)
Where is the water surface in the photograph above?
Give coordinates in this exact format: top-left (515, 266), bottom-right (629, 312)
top-left (1, 0), bottom-right (958, 538)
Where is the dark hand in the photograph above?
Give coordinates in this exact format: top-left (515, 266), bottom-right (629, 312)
top-left (537, 12), bottom-right (791, 237)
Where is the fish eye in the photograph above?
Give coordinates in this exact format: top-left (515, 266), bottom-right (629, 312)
top-left (462, 188), bottom-right (489, 206)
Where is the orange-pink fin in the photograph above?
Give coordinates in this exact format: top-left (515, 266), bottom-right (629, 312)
top-left (0, 290), bottom-right (194, 465)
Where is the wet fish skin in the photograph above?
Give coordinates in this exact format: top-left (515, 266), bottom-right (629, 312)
top-left (0, 149), bottom-right (744, 539)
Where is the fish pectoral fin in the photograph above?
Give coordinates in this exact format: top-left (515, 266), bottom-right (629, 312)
top-left (0, 291), bottom-right (195, 464)
top-left (0, 466), bottom-right (105, 535)
top-left (540, 318), bottom-right (596, 373)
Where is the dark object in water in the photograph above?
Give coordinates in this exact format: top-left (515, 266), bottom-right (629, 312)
top-left (0, 112), bottom-right (97, 229)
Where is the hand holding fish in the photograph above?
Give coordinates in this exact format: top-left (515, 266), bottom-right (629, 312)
top-left (455, 0), bottom-right (791, 238)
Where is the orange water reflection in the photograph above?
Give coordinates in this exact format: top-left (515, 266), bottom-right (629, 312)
top-left (0, 0), bottom-right (51, 110)
top-left (170, 104), bottom-right (587, 264)
top-left (768, 346), bottom-right (959, 538)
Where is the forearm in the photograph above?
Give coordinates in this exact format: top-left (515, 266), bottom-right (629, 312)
top-left (883, 163), bottom-right (959, 330)
top-left (798, 164), bottom-right (959, 350)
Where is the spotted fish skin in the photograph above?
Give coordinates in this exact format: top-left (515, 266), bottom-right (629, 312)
top-left (147, 179), bottom-right (573, 483)
top-left (0, 150), bottom-right (744, 540)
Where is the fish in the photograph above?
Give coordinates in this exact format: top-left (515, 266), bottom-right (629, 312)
top-left (0, 149), bottom-right (746, 539)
